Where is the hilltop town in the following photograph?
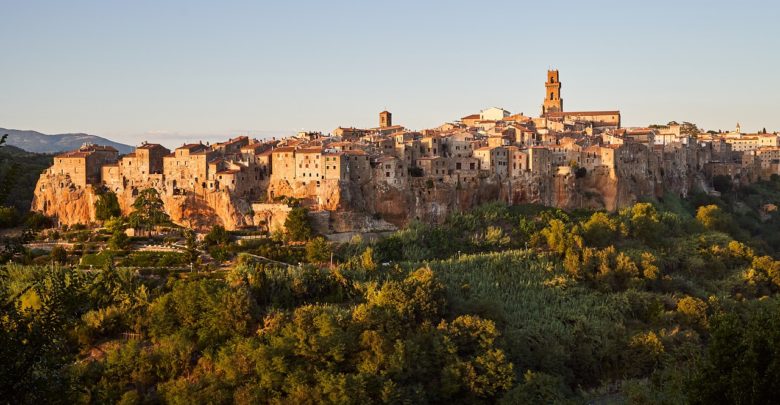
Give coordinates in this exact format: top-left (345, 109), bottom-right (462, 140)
top-left (32, 70), bottom-right (779, 235)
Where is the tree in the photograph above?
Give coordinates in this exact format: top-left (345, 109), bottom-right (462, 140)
top-left (50, 245), bottom-right (68, 264)
top-left (108, 230), bottom-right (130, 250)
top-left (95, 190), bottom-right (121, 221)
top-left (127, 189), bottom-right (170, 232)
top-left (582, 212), bottom-right (618, 247)
top-left (696, 204), bottom-right (730, 232)
top-left (622, 203), bottom-right (662, 243)
top-left (284, 207), bottom-right (312, 242)
top-left (204, 225), bottom-right (230, 247)
top-left (183, 229), bottom-right (199, 265)
top-left (677, 296), bottom-right (708, 329)
top-left (539, 219), bottom-right (568, 255)
top-left (305, 237), bottom-right (331, 264)
top-left (688, 301), bottom-right (780, 405)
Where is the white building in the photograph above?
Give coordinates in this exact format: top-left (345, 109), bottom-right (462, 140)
top-left (480, 107), bottom-right (511, 121)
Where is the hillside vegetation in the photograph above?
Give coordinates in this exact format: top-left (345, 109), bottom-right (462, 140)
top-left (4, 176), bottom-right (780, 403)
top-left (4, 141), bottom-right (780, 402)
top-left (0, 144), bottom-right (53, 213)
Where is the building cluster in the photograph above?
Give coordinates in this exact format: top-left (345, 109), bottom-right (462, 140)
top-left (44, 70), bottom-right (779, 209)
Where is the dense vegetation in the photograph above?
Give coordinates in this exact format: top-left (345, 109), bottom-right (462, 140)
top-left (5, 147), bottom-right (780, 402)
top-left (0, 141), bottom-right (53, 227)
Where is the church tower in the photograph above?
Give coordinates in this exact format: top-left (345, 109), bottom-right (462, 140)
top-left (379, 110), bottom-right (392, 128)
top-left (542, 70), bottom-right (563, 115)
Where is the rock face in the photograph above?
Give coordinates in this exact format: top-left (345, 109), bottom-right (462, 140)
top-left (32, 170), bottom-right (253, 231)
top-left (32, 174), bottom-right (99, 225)
top-left (32, 146), bottom-right (699, 232)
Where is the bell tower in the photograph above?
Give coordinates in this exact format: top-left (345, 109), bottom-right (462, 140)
top-left (542, 70), bottom-right (563, 115)
top-left (379, 110), bottom-right (392, 128)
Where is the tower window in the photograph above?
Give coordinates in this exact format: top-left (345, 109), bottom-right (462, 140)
top-left (550, 92), bottom-right (554, 100)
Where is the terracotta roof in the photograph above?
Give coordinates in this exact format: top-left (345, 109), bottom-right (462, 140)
top-left (272, 146), bottom-right (296, 153)
top-left (343, 150), bottom-right (367, 156)
top-left (461, 114), bottom-right (480, 120)
top-left (56, 151), bottom-right (90, 158)
top-left (545, 111), bottom-right (620, 117)
top-left (137, 143), bottom-right (165, 149)
top-left (178, 143), bottom-right (205, 150)
top-left (123, 152), bottom-right (137, 158)
top-left (372, 125), bottom-right (404, 131)
top-left (297, 148), bottom-right (323, 154)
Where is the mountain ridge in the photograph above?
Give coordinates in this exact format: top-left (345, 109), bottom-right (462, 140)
top-left (0, 128), bottom-right (134, 154)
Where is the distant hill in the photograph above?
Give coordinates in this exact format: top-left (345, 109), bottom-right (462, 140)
top-left (0, 128), bottom-right (134, 154)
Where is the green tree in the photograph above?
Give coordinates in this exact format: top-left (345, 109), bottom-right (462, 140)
top-left (183, 228), bottom-right (199, 265)
top-left (204, 225), bottom-right (230, 247)
top-left (95, 190), bottom-right (121, 221)
top-left (582, 212), bottom-right (618, 247)
top-left (108, 230), bottom-right (130, 250)
top-left (127, 188), bottom-right (170, 232)
top-left (305, 236), bottom-right (331, 264)
top-left (688, 301), bottom-right (780, 405)
top-left (284, 207), bottom-right (312, 242)
top-left (50, 245), bottom-right (68, 264)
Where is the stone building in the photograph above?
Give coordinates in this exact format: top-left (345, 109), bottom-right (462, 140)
top-left (374, 155), bottom-right (406, 187)
top-left (163, 143), bottom-right (215, 194)
top-left (474, 146), bottom-right (508, 177)
top-left (506, 146), bottom-right (528, 177)
top-left (270, 147), bottom-right (297, 181)
top-left (51, 144), bottom-right (118, 188)
top-left (323, 152), bottom-right (348, 181)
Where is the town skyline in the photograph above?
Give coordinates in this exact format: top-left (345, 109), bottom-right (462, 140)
top-left (2, 1), bottom-right (779, 146)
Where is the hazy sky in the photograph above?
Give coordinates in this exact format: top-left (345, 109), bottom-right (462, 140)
top-left (1, 0), bottom-right (779, 147)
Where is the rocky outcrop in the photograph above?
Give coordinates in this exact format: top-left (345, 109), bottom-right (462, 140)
top-left (32, 173), bottom-right (99, 225)
top-left (32, 170), bottom-right (253, 231)
top-left (33, 147), bottom-right (700, 233)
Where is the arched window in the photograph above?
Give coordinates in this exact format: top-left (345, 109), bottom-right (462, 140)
top-left (550, 92), bottom-right (554, 100)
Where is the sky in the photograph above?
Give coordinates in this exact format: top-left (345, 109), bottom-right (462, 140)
top-left (1, 0), bottom-right (779, 147)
